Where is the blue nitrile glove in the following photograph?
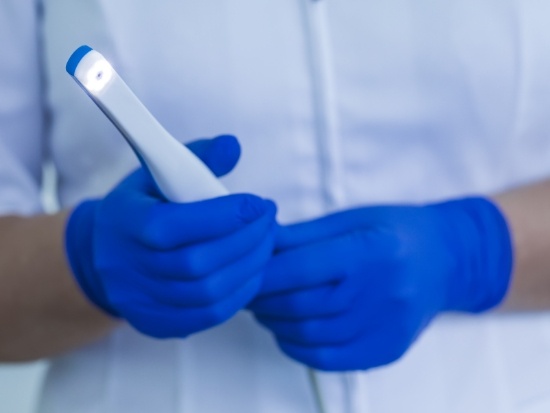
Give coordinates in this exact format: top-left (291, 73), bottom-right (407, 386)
top-left (249, 197), bottom-right (513, 371)
top-left (66, 135), bottom-right (278, 338)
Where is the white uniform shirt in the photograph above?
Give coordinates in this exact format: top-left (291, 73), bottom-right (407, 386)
top-left (2, 1), bottom-right (550, 412)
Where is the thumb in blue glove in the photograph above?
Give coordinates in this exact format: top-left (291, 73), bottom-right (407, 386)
top-left (250, 197), bottom-right (513, 371)
top-left (66, 135), bottom-right (278, 338)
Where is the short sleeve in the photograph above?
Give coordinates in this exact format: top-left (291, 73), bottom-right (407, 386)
top-left (0, 0), bottom-right (45, 215)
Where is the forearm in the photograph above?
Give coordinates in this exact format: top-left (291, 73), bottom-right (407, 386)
top-left (0, 211), bottom-right (116, 362)
top-left (493, 179), bottom-right (550, 311)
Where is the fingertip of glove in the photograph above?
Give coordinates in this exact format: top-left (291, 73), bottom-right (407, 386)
top-left (208, 134), bottom-right (242, 176)
top-left (185, 135), bottom-right (241, 177)
top-left (263, 199), bottom-right (278, 217)
top-left (237, 195), bottom-right (277, 223)
top-left (213, 134), bottom-right (240, 151)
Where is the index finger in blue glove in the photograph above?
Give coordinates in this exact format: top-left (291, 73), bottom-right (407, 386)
top-left (134, 200), bottom-right (277, 278)
top-left (105, 193), bottom-right (275, 250)
top-left (275, 207), bottom-right (389, 251)
top-left (259, 229), bottom-right (395, 297)
top-left (124, 230), bottom-right (275, 307)
top-left (249, 284), bottom-right (355, 320)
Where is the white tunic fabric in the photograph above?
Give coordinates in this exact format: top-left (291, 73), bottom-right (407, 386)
top-left (2, 0), bottom-right (550, 412)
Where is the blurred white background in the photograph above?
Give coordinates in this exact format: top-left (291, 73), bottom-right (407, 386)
top-left (0, 362), bottom-right (47, 413)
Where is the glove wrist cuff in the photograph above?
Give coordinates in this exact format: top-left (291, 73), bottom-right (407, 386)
top-left (65, 200), bottom-right (119, 317)
top-left (435, 197), bottom-right (514, 313)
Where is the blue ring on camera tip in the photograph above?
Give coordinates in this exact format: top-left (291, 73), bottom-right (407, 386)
top-left (66, 45), bottom-right (93, 76)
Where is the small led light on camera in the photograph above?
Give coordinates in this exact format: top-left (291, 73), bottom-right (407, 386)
top-left (83, 59), bottom-right (114, 93)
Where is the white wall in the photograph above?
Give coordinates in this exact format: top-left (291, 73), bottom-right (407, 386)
top-left (0, 362), bottom-right (47, 413)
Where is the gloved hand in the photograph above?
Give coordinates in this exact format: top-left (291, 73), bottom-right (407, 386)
top-left (66, 135), bottom-right (278, 338)
top-left (250, 198), bottom-right (513, 371)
